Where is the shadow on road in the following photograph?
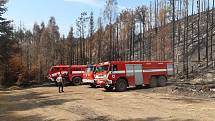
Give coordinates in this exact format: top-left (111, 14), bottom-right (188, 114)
top-left (0, 90), bottom-right (82, 121)
top-left (78, 116), bottom-right (196, 121)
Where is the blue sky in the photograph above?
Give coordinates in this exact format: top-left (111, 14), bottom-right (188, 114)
top-left (4, 0), bottom-right (150, 36)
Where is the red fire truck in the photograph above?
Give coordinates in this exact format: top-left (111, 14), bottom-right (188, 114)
top-left (82, 64), bottom-right (97, 87)
top-left (94, 61), bottom-right (174, 92)
top-left (48, 65), bottom-right (87, 86)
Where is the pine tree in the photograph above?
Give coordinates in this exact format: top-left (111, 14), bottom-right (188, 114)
top-left (0, 0), bottom-right (13, 84)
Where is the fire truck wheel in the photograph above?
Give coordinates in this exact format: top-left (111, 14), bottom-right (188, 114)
top-left (115, 79), bottom-right (127, 92)
top-left (72, 77), bottom-right (82, 86)
top-left (158, 76), bottom-right (167, 87)
top-left (149, 76), bottom-right (158, 88)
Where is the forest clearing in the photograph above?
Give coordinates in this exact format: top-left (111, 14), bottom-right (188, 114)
top-left (1, 0), bottom-right (215, 121)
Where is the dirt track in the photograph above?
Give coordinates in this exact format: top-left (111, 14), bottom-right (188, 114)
top-left (0, 85), bottom-right (215, 121)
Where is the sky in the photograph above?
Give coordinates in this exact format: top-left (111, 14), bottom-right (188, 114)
top-left (4, 0), bottom-right (151, 36)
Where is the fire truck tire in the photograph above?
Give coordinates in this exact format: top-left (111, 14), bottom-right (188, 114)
top-left (115, 79), bottom-right (127, 92)
top-left (158, 76), bottom-right (167, 87)
top-left (72, 77), bottom-right (82, 86)
top-left (149, 76), bottom-right (158, 88)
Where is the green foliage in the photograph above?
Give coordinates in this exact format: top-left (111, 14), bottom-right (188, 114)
top-left (0, 0), bottom-right (14, 86)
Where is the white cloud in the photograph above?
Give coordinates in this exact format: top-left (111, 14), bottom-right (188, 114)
top-left (64, 0), bottom-right (102, 7)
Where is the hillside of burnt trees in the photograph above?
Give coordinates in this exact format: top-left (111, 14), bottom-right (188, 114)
top-left (0, 0), bottom-right (215, 86)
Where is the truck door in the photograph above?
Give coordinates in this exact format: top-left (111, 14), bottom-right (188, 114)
top-left (134, 64), bottom-right (144, 86)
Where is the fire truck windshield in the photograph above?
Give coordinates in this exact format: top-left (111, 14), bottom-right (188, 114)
top-left (95, 65), bottom-right (109, 72)
top-left (85, 66), bottom-right (94, 72)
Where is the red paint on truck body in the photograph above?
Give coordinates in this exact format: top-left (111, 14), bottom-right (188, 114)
top-left (48, 65), bottom-right (87, 83)
top-left (94, 61), bottom-right (174, 90)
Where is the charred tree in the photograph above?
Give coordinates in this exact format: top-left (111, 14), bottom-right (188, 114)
top-left (211, 0), bottom-right (215, 60)
top-left (197, 0), bottom-right (201, 62)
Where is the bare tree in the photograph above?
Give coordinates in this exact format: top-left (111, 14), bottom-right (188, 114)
top-left (76, 12), bottom-right (88, 64)
top-left (211, 0), bottom-right (215, 60)
top-left (67, 26), bottom-right (74, 65)
top-left (197, 0), bottom-right (201, 62)
top-left (104, 0), bottom-right (118, 61)
top-left (206, 0), bottom-right (209, 67)
top-left (136, 5), bottom-right (148, 60)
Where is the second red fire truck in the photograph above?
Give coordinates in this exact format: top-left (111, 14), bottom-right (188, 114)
top-left (94, 61), bottom-right (174, 91)
top-left (48, 65), bottom-right (87, 86)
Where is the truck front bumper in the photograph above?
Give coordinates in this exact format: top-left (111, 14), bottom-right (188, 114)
top-left (82, 79), bottom-right (94, 84)
top-left (95, 79), bottom-right (106, 87)
top-left (49, 77), bottom-right (55, 82)
top-left (95, 79), bottom-right (113, 87)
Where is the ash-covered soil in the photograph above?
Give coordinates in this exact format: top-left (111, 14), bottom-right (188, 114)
top-left (0, 84), bottom-right (215, 121)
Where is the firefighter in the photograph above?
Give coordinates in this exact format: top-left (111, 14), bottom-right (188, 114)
top-left (56, 74), bottom-right (64, 93)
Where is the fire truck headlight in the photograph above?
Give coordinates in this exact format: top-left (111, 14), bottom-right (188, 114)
top-left (50, 78), bottom-right (55, 82)
top-left (104, 74), bottom-right (108, 78)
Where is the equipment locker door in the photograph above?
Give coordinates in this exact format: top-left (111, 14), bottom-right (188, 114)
top-left (125, 64), bottom-right (134, 76)
top-left (126, 64), bottom-right (134, 85)
top-left (134, 64), bottom-right (143, 85)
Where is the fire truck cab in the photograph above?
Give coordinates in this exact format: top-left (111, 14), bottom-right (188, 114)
top-left (48, 65), bottom-right (87, 86)
top-left (82, 64), bottom-right (97, 87)
top-left (94, 61), bottom-right (174, 92)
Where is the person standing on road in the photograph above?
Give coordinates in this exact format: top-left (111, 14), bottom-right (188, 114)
top-left (56, 74), bottom-right (64, 93)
